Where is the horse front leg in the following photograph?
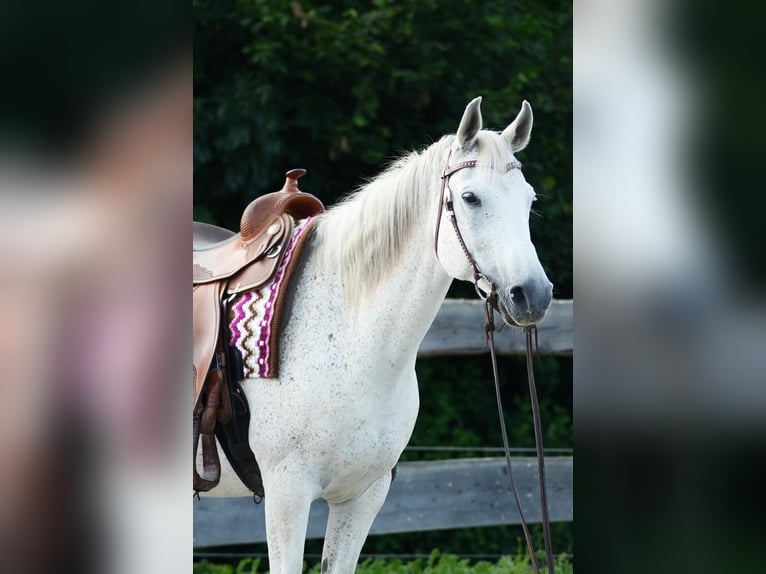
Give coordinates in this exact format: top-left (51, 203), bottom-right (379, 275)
top-left (320, 472), bottom-right (392, 573)
top-left (262, 472), bottom-right (314, 574)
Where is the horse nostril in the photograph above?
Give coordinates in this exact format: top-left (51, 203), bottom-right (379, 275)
top-left (510, 285), bottom-right (527, 304)
top-left (507, 281), bottom-right (551, 322)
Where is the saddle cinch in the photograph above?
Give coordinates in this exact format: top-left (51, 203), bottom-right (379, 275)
top-left (193, 169), bottom-right (324, 496)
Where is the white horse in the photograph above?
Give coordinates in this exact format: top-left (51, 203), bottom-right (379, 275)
top-left (225, 97), bottom-right (552, 573)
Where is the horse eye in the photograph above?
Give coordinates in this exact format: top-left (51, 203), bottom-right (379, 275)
top-left (461, 191), bottom-right (480, 206)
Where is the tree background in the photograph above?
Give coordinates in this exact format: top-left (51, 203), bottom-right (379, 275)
top-left (194, 0), bottom-right (572, 562)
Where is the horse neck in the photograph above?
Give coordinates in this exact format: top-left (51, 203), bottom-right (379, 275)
top-left (375, 217), bottom-right (453, 359)
top-left (316, 150), bottom-right (453, 359)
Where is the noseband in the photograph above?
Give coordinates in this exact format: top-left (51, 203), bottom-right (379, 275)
top-left (433, 150), bottom-right (555, 574)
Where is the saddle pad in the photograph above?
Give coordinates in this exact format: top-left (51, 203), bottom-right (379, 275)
top-left (228, 216), bottom-right (317, 379)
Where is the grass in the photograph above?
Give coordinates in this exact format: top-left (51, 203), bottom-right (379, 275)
top-left (193, 550), bottom-right (573, 573)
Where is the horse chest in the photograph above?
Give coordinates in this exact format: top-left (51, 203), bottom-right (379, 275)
top-left (283, 360), bottom-right (420, 447)
top-left (246, 364), bottom-right (419, 490)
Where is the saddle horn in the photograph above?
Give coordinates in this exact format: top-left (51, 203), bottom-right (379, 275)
top-left (240, 168), bottom-right (322, 242)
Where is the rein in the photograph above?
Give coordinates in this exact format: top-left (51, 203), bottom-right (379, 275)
top-left (435, 151), bottom-right (555, 573)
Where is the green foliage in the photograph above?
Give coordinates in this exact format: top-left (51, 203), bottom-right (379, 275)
top-left (194, 0), bottom-right (572, 296)
top-left (194, 550), bottom-right (573, 573)
top-left (195, 557), bottom-right (261, 573)
top-left (407, 355), bottom-right (572, 462)
top-left (357, 525), bottom-right (572, 563)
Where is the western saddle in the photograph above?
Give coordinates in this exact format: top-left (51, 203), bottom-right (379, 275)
top-left (193, 169), bottom-right (324, 496)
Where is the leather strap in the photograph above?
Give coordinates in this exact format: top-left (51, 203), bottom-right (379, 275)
top-left (484, 301), bottom-right (555, 574)
top-left (485, 301), bottom-right (540, 573)
top-left (434, 154), bottom-right (481, 280)
top-left (194, 364), bottom-right (224, 492)
top-left (525, 326), bottom-right (555, 571)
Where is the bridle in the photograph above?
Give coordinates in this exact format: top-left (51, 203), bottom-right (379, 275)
top-left (434, 149), bottom-right (555, 574)
top-left (434, 152), bottom-right (522, 300)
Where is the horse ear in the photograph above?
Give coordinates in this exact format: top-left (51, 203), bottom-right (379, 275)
top-left (456, 97), bottom-right (483, 149)
top-left (502, 100), bottom-right (533, 152)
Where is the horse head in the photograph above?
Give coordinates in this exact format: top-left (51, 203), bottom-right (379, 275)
top-left (435, 97), bottom-right (553, 326)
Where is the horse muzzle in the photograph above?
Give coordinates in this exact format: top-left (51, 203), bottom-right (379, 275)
top-left (496, 278), bottom-right (553, 327)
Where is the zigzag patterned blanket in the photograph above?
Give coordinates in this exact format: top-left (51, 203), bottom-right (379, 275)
top-left (228, 216), bottom-right (316, 378)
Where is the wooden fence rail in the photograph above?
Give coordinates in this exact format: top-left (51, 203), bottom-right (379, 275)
top-left (419, 298), bottom-right (572, 356)
top-left (194, 298), bottom-right (573, 548)
top-left (194, 457), bottom-right (573, 548)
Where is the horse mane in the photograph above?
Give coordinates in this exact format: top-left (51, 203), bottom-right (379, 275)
top-left (314, 131), bottom-right (515, 308)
